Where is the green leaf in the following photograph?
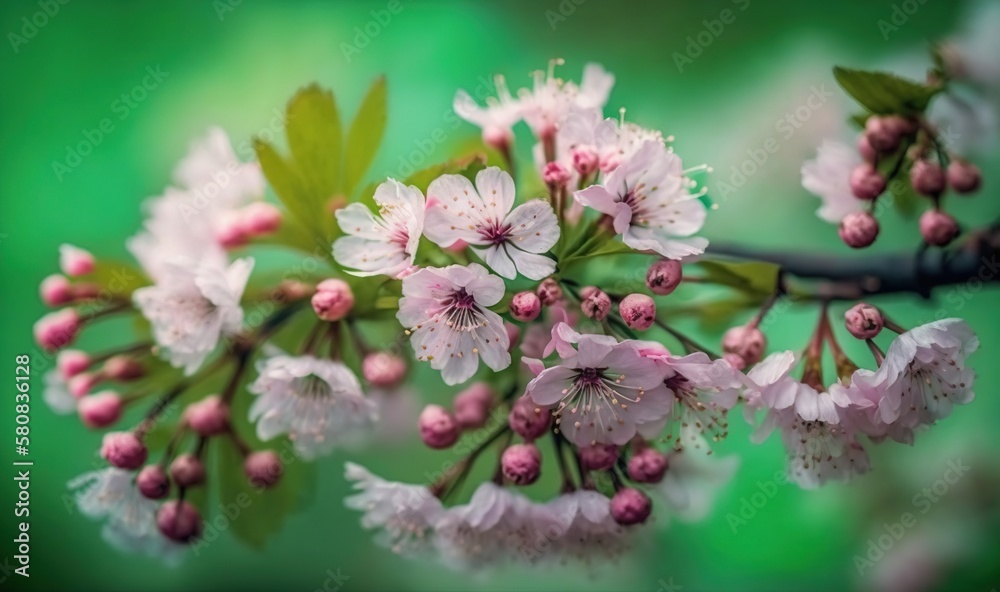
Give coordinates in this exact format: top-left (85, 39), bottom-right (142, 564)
top-left (253, 139), bottom-right (319, 239)
top-left (833, 66), bottom-right (940, 115)
top-left (697, 260), bottom-right (780, 296)
top-left (286, 84), bottom-right (342, 203)
top-left (344, 76), bottom-right (387, 195)
top-left (404, 152), bottom-right (487, 192)
top-left (662, 295), bottom-right (762, 331)
top-left (80, 260), bottom-right (150, 298)
top-left (214, 436), bottom-right (314, 550)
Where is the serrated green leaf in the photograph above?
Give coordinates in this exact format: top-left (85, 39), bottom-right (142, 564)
top-left (344, 76), bottom-right (387, 195)
top-left (697, 260), bottom-right (780, 296)
top-left (286, 84), bottom-right (342, 203)
top-left (253, 139), bottom-right (318, 237)
top-left (833, 66), bottom-right (940, 115)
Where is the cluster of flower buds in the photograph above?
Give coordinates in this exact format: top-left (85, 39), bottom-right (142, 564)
top-left (834, 113), bottom-right (980, 249)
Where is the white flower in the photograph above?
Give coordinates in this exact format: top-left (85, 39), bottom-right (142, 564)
top-left (172, 126), bottom-right (264, 207)
top-left (839, 319), bottom-right (978, 436)
top-left (248, 354), bottom-right (377, 459)
top-left (520, 61), bottom-right (614, 139)
top-left (801, 139), bottom-right (864, 223)
top-left (44, 370), bottom-right (77, 415)
top-left (434, 482), bottom-right (533, 569)
top-left (344, 463), bottom-right (444, 556)
top-left (453, 75), bottom-right (523, 146)
top-left (536, 490), bottom-right (631, 564)
top-left (655, 432), bottom-right (740, 522)
top-left (424, 167), bottom-right (559, 280)
top-left (780, 409), bottom-right (871, 489)
top-left (526, 330), bottom-right (671, 446)
top-left (133, 256), bottom-right (253, 375)
top-left (397, 264), bottom-right (511, 385)
top-left (575, 140), bottom-right (708, 259)
top-left (69, 469), bottom-right (159, 540)
top-left (333, 178), bottom-right (425, 278)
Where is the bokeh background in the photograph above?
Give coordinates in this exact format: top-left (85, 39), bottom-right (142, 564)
top-left (2, 1), bottom-right (998, 591)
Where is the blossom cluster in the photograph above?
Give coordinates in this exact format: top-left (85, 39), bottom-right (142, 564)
top-left (32, 56), bottom-right (981, 569)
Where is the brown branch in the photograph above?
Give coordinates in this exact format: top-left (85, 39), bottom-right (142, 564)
top-left (706, 223), bottom-right (1000, 300)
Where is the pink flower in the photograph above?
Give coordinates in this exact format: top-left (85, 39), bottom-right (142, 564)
top-left (801, 139), bottom-right (865, 223)
top-left (333, 178), bottom-right (425, 278)
top-left (525, 331), bottom-right (670, 446)
top-left (453, 75), bottom-right (522, 150)
top-left (654, 432), bottom-right (740, 522)
top-left (519, 61), bottom-right (614, 140)
top-left (836, 319), bottom-right (978, 442)
top-left (397, 264), bottom-right (511, 385)
top-left (634, 344), bottom-right (743, 449)
top-left (424, 167), bottom-right (558, 280)
top-left (575, 141), bottom-right (708, 259)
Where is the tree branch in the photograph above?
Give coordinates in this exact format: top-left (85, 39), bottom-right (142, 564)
top-left (707, 224), bottom-right (1000, 300)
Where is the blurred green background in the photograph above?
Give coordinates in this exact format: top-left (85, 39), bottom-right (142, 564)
top-left (2, 1), bottom-right (998, 591)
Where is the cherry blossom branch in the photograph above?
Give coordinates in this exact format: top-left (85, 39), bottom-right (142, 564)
top-left (706, 221), bottom-right (1000, 300)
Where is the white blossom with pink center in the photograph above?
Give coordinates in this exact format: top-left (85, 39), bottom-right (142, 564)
top-left (424, 167), bottom-right (559, 280)
top-left (333, 178), bottom-right (425, 278)
top-left (575, 140), bottom-right (708, 260)
top-left (397, 263), bottom-right (511, 385)
top-left (525, 328), bottom-right (671, 446)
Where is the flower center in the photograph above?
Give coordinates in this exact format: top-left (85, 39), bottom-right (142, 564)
top-left (293, 374), bottom-right (333, 399)
top-left (442, 288), bottom-right (485, 332)
top-left (478, 220), bottom-right (513, 245)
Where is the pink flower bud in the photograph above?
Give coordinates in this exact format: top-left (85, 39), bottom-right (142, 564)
top-left (838, 211), bottom-right (879, 249)
top-left (78, 391), bottom-right (123, 428)
top-left (619, 294), bottom-right (656, 331)
top-left (156, 500), bottom-right (202, 543)
top-left (844, 303), bottom-right (884, 339)
top-left (59, 244), bottom-right (95, 277)
top-left (40, 275), bottom-right (73, 306)
top-left (910, 159), bottom-right (947, 197)
top-left (501, 443), bottom-right (542, 485)
top-left (600, 152), bottom-right (622, 174)
top-left (856, 134), bottom-right (877, 162)
top-left (723, 352), bottom-right (747, 371)
top-left (362, 352), bottom-right (407, 387)
top-left (510, 291), bottom-right (542, 322)
top-left (947, 160), bottom-right (981, 194)
top-left (312, 279), bottom-right (354, 321)
top-left (542, 161), bottom-right (572, 187)
top-left (68, 372), bottom-right (100, 398)
top-left (579, 444), bottom-right (619, 471)
top-left (722, 325), bottom-right (766, 366)
top-left (274, 280), bottom-right (314, 302)
top-left (184, 395), bottom-right (230, 437)
top-left (170, 453), bottom-right (206, 487)
top-left (102, 355), bottom-right (145, 381)
top-left (610, 488), bottom-right (652, 526)
top-left (571, 146), bottom-right (600, 177)
top-left (242, 202), bottom-right (282, 235)
top-left (34, 309), bottom-right (81, 350)
top-left (244, 450), bottom-right (283, 488)
top-left (536, 278), bottom-right (563, 306)
top-left (453, 383), bottom-right (494, 429)
top-left (100, 431), bottom-right (147, 470)
top-left (864, 116), bottom-right (908, 153)
top-left (580, 286), bottom-right (611, 321)
top-left (136, 465), bottom-right (171, 499)
top-left (646, 259), bottom-right (682, 296)
top-left (628, 448), bottom-right (668, 483)
top-left (215, 211), bottom-right (250, 249)
top-left (419, 404), bottom-right (460, 449)
top-left (849, 163), bottom-right (886, 200)
top-left (508, 396), bottom-right (551, 441)
top-left (70, 283), bottom-right (101, 300)
top-left (57, 350), bottom-right (91, 379)
top-left (482, 125), bottom-right (512, 152)
top-left (919, 210), bottom-right (960, 247)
